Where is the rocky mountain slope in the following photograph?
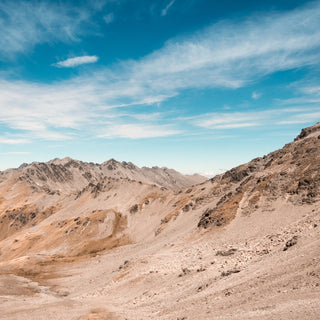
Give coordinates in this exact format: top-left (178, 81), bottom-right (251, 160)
top-left (0, 123), bottom-right (319, 320)
top-left (0, 157), bottom-right (206, 193)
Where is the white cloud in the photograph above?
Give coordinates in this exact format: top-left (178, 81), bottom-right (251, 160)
top-left (300, 86), bottom-right (320, 96)
top-left (276, 82), bottom-right (320, 106)
top-left (1, 152), bottom-right (31, 155)
top-left (193, 112), bottom-right (261, 129)
top-left (0, 80), bottom-right (94, 141)
top-left (191, 107), bottom-right (320, 130)
top-left (161, 0), bottom-right (176, 16)
top-left (276, 111), bottom-right (320, 125)
top-left (54, 55), bottom-right (99, 68)
top-left (104, 12), bottom-right (114, 24)
top-left (0, 1), bottom-right (97, 59)
top-left (98, 124), bottom-right (181, 139)
top-left (130, 113), bottom-right (162, 121)
top-left (252, 92), bottom-right (261, 100)
top-left (0, 137), bottom-right (30, 144)
top-left (278, 96), bottom-right (320, 105)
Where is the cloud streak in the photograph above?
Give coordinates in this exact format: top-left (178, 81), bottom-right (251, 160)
top-left (190, 107), bottom-right (320, 130)
top-left (98, 124), bottom-right (181, 139)
top-left (0, 137), bottom-right (30, 144)
top-left (54, 56), bottom-right (99, 68)
top-left (1, 152), bottom-right (31, 155)
top-left (252, 92), bottom-right (261, 100)
top-left (104, 12), bottom-right (114, 24)
top-left (161, 0), bottom-right (176, 16)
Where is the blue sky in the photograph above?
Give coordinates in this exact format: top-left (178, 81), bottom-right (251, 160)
top-left (0, 0), bottom-right (320, 175)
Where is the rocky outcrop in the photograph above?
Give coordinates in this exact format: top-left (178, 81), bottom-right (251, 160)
top-left (294, 122), bottom-right (320, 141)
top-left (198, 122), bottom-right (320, 229)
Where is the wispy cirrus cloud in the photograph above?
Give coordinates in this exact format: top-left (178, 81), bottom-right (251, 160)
top-left (0, 0), bottom-right (98, 59)
top-left (0, 79), bottom-right (98, 141)
top-left (126, 1), bottom-right (320, 94)
top-left (190, 107), bottom-right (320, 130)
top-left (276, 110), bottom-right (320, 125)
top-left (0, 79), bottom-right (179, 141)
top-left (98, 123), bottom-right (181, 139)
top-left (276, 82), bottom-right (320, 106)
top-left (252, 92), bottom-right (262, 100)
top-left (0, 137), bottom-right (30, 144)
top-left (103, 12), bottom-right (115, 24)
top-left (54, 55), bottom-right (99, 68)
top-left (300, 85), bottom-right (320, 96)
top-left (191, 112), bottom-right (261, 129)
top-left (161, 0), bottom-right (176, 16)
top-left (1, 151), bottom-right (31, 155)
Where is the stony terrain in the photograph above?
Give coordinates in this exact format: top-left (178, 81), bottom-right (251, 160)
top-left (0, 123), bottom-right (319, 319)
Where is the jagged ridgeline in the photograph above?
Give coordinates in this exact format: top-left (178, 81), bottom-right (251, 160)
top-left (2, 158), bottom-right (206, 194)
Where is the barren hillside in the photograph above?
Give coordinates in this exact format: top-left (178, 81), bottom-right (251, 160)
top-left (0, 123), bottom-right (319, 320)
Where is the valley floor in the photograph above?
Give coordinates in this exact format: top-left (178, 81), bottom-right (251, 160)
top-left (1, 204), bottom-right (319, 320)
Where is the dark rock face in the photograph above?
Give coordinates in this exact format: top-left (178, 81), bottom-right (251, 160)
top-left (294, 122), bottom-right (320, 141)
top-left (129, 204), bottom-right (139, 214)
top-left (222, 168), bottom-right (249, 183)
top-left (221, 269), bottom-right (241, 277)
top-left (216, 248), bottom-right (237, 256)
top-left (216, 192), bottom-right (233, 207)
top-left (3, 208), bottom-right (36, 227)
top-left (198, 208), bottom-right (227, 229)
top-left (182, 204), bottom-right (191, 212)
top-left (198, 189), bottom-right (243, 229)
top-left (21, 163), bottom-right (74, 185)
top-left (0, 206), bottom-right (56, 240)
top-left (64, 160), bottom-right (80, 169)
top-left (118, 260), bottom-right (130, 270)
top-left (122, 162), bottom-right (136, 170)
top-left (105, 159), bottom-right (118, 171)
top-left (82, 172), bottom-right (93, 180)
top-left (283, 236), bottom-right (298, 251)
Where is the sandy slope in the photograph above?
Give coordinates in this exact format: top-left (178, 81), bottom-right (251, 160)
top-left (0, 124), bottom-right (319, 319)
